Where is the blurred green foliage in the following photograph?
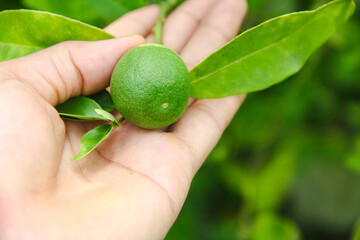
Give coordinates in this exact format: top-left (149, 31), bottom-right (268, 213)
top-left (21, 0), bottom-right (149, 26)
top-left (18, 0), bottom-right (182, 27)
top-left (250, 213), bottom-right (301, 240)
top-left (0, 0), bottom-right (359, 239)
top-left (351, 218), bottom-right (360, 240)
top-left (168, 1), bottom-right (360, 240)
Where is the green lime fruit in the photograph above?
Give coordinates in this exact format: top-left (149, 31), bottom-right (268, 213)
top-left (110, 44), bottom-right (190, 129)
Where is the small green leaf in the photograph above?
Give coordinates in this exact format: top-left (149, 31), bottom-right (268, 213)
top-left (190, 0), bottom-right (355, 98)
top-left (73, 124), bottom-right (114, 161)
top-left (0, 10), bottom-right (114, 61)
top-left (56, 96), bottom-right (109, 121)
top-left (94, 109), bottom-right (118, 124)
top-left (88, 90), bottom-right (115, 112)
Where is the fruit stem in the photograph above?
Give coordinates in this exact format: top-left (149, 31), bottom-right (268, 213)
top-left (153, 0), bottom-right (181, 44)
top-left (112, 117), bottom-right (125, 128)
top-left (118, 117), bottom-right (125, 123)
top-left (118, 117), bottom-right (126, 124)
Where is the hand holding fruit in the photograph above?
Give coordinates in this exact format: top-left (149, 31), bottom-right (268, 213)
top-left (0, 0), bottom-right (247, 239)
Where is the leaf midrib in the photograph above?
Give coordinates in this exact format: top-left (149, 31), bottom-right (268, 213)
top-left (0, 10), bottom-right (114, 48)
top-left (0, 41), bottom-right (43, 50)
top-left (190, 11), bottom-right (323, 85)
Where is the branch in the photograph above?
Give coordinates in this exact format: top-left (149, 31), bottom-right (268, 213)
top-left (153, 0), bottom-right (181, 44)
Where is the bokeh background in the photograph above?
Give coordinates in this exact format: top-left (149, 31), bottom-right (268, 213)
top-left (1, 0), bottom-right (359, 239)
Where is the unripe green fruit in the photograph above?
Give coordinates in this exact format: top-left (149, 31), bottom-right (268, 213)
top-left (110, 44), bottom-right (190, 129)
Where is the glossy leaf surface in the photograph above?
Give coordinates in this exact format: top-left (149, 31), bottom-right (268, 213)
top-left (190, 0), bottom-right (355, 98)
top-left (56, 96), bottom-right (109, 121)
top-left (73, 124), bottom-right (114, 161)
top-left (88, 90), bottom-right (115, 112)
top-left (0, 10), bottom-right (113, 61)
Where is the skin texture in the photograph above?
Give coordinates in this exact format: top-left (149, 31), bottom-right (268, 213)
top-left (0, 0), bottom-right (247, 239)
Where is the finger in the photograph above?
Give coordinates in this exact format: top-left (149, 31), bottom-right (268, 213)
top-left (180, 0), bottom-right (248, 69)
top-left (105, 5), bottom-right (160, 37)
top-left (173, 95), bottom-right (245, 169)
top-left (171, 0), bottom-right (248, 175)
top-left (158, 0), bottom-right (216, 53)
top-left (0, 35), bottom-right (145, 106)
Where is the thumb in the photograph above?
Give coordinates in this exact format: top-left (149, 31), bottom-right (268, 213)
top-left (0, 35), bottom-right (145, 106)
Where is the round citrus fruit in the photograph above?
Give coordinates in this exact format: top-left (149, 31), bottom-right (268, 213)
top-left (110, 44), bottom-right (190, 129)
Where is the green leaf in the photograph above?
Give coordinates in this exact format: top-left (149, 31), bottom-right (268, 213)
top-left (73, 124), bottom-right (114, 161)
top-left (0, 10), bottom-right (114, 61)
top-left (88, 90), bottom-right (115, 112)
top-left (189, 0), bottom-right (355, 98)
top-left (56, 96), bottom-right (109, 121)
top-left (251, 213), bottom-right (302, 240)
top-left (94, 109), bottom-right (119, 124)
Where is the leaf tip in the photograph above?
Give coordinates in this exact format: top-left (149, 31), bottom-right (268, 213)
top-left (72, 152), bottom-right (86, 162)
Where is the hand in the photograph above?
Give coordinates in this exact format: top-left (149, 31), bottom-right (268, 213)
top-left (0, 0), bottom-right (247, 239)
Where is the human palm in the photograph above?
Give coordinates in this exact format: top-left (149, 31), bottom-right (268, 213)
top-left (0, 0), bottom-right (247, 239)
